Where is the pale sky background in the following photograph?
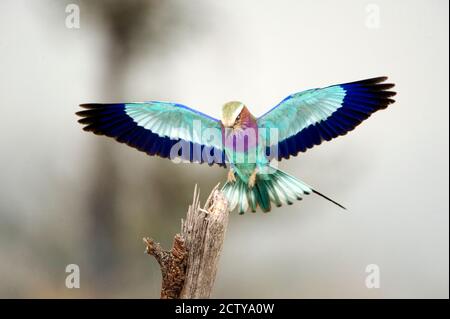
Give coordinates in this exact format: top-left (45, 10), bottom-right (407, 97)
top-left (0, 0), bottom-right (448, 298)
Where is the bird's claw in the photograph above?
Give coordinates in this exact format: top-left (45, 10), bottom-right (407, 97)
top-left (227, 169), bottom-right (236, 183)
top-left (248, 169), bottom-right (258, 188)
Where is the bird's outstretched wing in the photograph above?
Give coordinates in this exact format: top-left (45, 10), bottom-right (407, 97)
top-left (77, 102), bottom-right (226, 166)
top-left (257, 77), bottom-right (396, 160)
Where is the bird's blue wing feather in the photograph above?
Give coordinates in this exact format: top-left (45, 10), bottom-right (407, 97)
top-left (77, 101), bottom-right (226, 166)
top-left (257, 77), bottom-right (396, 160)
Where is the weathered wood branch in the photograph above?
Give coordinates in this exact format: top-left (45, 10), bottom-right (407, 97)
top-left (143, 234), bottom-right (187, 299)
top-left (143, 184), bottom-right (229, 299)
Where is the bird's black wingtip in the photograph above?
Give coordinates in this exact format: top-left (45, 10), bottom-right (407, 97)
top-left (79, 103), bottom-right (102, 109)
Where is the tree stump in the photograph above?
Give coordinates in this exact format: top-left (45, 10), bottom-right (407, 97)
top-left (143, 184), bottom-right (230, 299)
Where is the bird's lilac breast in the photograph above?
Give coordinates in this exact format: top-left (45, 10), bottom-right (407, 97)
top-left (222, 120), bottom-right (259, 164)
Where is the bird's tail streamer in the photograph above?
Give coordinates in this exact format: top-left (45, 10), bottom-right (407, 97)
top-left (222, 166), bottom-right (345, 214)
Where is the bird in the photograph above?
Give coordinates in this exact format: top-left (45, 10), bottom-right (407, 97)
top-left (76, 76), bottom-right (396, 214)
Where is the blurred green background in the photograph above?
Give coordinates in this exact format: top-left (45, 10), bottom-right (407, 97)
top-left (0, 0), bottom-right (448, 298)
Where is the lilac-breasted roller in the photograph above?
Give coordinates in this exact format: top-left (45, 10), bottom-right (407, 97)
top-left (77, 76), bottom-right (396, 214)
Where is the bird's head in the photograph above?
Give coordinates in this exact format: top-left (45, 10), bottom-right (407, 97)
top-left (221, 101), bottom-right (245, 129)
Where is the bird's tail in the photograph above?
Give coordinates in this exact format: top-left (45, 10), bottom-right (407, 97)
top-left (222, 166), bottom-right (345, 214)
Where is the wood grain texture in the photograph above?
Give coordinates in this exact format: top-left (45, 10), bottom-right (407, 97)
top-left (144, 184), bottom-right (229, 299)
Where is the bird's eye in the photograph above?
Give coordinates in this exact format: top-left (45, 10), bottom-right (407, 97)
top-left (236, 114), bottom-right (241, 121)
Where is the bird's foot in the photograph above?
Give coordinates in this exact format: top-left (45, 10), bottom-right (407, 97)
top-left (227, 169), bottom-right (236, 183)
top-left (248, 168), bottom-right (258, 188)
